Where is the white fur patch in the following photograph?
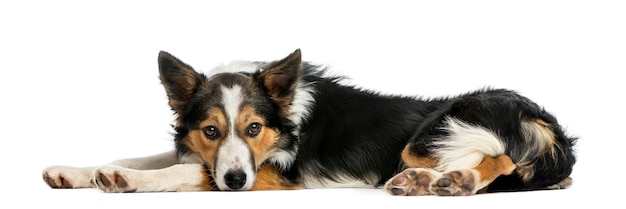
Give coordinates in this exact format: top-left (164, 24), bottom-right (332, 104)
top-left (302, 174), bottom-right (376, 189)
top-left (109, 151), bottom-right (178, 170)
top-left (215, 85), bottom-right (256, 191)
top-left (264, 81), bottom-right (316, 171)
top-left (265, 149), bottom-right (297, 171)
top-left (221, 85), bottom-right (243, 126)
top-left (289, 81), bottom-right (316, 132)
top-left (94, 164), bottom-right (208, 192)
top-left (520, 119), bottom-right (558, 162)
top-left (432, 117), bottom-right (506, 172)
top-left (207, 61), bottom-right (259, 76)
top-left (300, 161), bottom-right (379, 189)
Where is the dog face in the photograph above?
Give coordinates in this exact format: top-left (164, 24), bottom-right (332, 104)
top-left (158, 50), bottom-right (302, 191)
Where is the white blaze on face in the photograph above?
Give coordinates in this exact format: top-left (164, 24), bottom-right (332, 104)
top-left (215, 85), bottom-right (256, 190)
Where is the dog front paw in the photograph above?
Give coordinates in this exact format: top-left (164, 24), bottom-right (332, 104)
top-left (42, 166), bottom-right (95, 189)
top-left (94, 165), bottom-right (137, 193)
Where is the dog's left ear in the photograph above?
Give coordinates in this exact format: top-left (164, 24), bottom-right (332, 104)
top-left (256, 49), bottom-right (303, 108)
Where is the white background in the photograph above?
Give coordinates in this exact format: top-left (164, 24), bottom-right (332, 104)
top-left (1, 0), bottom-right (624, 208)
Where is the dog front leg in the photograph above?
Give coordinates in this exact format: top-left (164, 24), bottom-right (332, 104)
top-left (43, 150), bottom-right (179, 189)
top-left (94, 163), bottom-right (213, 192)
top-left (95, 164), bottom-right (303, 192)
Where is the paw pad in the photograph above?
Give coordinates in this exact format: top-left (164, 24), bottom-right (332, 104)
top-left (94, 167), bottom-right (136, 193)
top-left (433, 170), bottom-right (476, 196)
top-left (384, 168), bottom-right (439, 196)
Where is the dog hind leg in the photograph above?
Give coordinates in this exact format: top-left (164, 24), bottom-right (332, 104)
top-left (385, 155), bottom-right (515, 196)
top-left (432, 155), bottom-right (516, 196)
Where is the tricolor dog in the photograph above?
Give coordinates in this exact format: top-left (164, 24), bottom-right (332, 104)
top-left (43, 49), bottom-right (576, 195)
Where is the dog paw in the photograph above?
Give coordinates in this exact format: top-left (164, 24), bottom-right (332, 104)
top-left (432, 170), bottom-right (477, 196)
top-left (384, 168), bottom-right (441, 196)
top-left (94, 166), bottom-right (137, 193)
top-left (42, 166), bottom-right (95, 189)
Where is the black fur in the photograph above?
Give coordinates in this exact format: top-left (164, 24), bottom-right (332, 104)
top-left (293, 64), bottom-right (436, 185)
top-left (290, 65), bottom-right (575, 189)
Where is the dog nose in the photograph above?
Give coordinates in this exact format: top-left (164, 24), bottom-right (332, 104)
top-left (224, 169), bottom-right (247, 190)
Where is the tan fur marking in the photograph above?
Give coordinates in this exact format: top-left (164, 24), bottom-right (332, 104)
top-left (251, 164), bottom-right (303, 190)
top-left (524, 119), bottom-right (559, 156)
top-left (199, 170), bottom-right (217, 191)
top-left (184, 108), bottom-right (227, 169)
top-left (400, 145), bottom-right (439, 168)
top-left (474, 155), bottom-right (516, 184)
top-left (532, 119), bottom-right (557, 150)
top-left (517, 118), bottom-right (561, 181)
top-left (515, 162), bottom-right (535, 181)
top-left (237, 106), bottom-right (280, 166)
top-left (262, 73), bottom-right (296, 116)
top-left (534, 119), bottom-right (549, 127)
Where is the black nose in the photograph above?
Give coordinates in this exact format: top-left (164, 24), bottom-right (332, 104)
top-left (224, 169), bottom-right (247, 190)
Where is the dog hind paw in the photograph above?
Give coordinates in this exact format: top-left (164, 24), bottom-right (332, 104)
top-left (432, 170), bottom-right (477, 196)
top-left (384, 168), bottom-right (441, 196)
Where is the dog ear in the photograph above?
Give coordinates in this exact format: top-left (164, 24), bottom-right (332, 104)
top-left (256, 49), bottom-right (303, 108)
top-left (158, 51), bottom-right (202, 113)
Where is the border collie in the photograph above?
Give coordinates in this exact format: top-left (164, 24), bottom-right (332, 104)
top-left (43, 49), bottom-right (576, 195)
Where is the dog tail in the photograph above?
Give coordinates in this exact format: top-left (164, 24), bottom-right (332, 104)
top-left (432, 117), bottom-right (506, 173)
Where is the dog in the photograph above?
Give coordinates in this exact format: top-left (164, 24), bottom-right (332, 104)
top-left (42, 49), bottom-right (576, 195)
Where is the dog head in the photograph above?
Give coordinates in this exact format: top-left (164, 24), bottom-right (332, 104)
top-left (158, 49), bottom-right (302, 191)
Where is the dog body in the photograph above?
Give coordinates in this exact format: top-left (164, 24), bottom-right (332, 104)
top-left (43, 49), bottom-right (576, 195)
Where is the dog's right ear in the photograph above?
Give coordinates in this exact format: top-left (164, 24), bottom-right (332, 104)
top-left (158, 51), bottom-right (202, 113)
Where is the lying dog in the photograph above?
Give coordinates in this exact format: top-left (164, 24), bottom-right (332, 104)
top-left (43, 49), bottom-right (576, 195)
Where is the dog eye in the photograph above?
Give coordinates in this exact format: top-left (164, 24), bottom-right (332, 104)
top-left (246, 123), bottom-right (262, 137)
top-left (203, 126), bottom-right (220, 140)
